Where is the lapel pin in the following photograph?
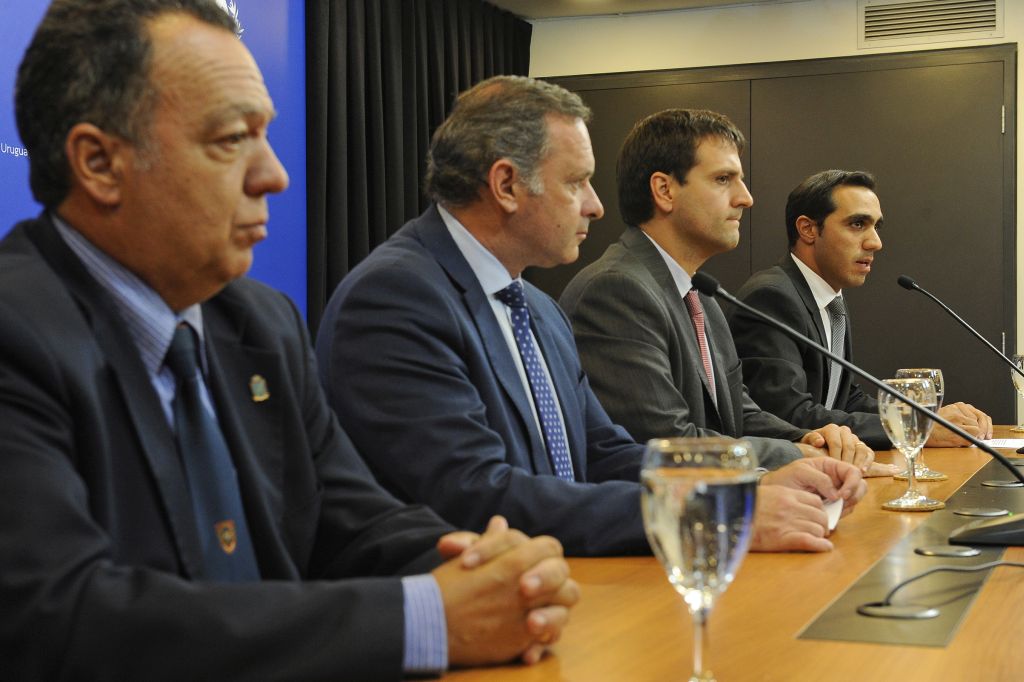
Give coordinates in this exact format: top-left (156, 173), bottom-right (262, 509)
top-left (249, 374), bottom-right (270, 402)
top-left (214, 520), bottom-right (238, 554)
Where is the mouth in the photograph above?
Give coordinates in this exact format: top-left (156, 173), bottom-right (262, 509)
top-left (855, 257), bottom-right (873, 272)
top-left (237, 222), bottom-right (268, 245)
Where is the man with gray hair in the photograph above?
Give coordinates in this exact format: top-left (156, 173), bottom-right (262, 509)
top-left (316, 76), bottom-right (869, 557)
top-left (0, 2), bottom-right (578, 679)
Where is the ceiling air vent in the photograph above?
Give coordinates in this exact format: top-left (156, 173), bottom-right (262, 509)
top-left (858, 0), bottom-right (1002, 49)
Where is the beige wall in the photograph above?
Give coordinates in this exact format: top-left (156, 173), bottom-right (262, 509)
top-left (529, 0), bottom-right (1024, 396)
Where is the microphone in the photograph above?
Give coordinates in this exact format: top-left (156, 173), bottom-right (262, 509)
top-left (897, 275), bottom-right (1024, 381)
top-left (692, 271), bottom-right (1024, 546)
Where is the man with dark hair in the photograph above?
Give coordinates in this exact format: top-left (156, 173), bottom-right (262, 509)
top-left (560, 109), bottom-right (878, 476)
top-left (0, 2), bottom-right (578, 679)
top-left (317, 84), bottom-right (869, 558)
top-left (728, 169), bottom-right (992, 448)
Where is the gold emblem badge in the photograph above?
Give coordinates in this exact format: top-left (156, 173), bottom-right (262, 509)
top-left (214, 520), bottom-right (238, 555)
top-left (249, 374), bottom-right (270, 402)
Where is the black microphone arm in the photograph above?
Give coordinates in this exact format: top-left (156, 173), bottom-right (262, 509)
top-left (691, 271), bottom-right (1024, 487)
top-left (897, 275), bottom-right (1024, 380)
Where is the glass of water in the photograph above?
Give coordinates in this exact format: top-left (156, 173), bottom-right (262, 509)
top-left (878, 378), bottom-right (943, 511)
top-left (893, 368), bottom-right (946, 481)
top-left (641, 437), bottom-right (759, 681)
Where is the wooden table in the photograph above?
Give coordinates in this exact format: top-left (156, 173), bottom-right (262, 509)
top-left (443, 433), bottom-right (1024, 681)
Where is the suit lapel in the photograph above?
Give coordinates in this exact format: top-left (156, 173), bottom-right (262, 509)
top-left (414, 209), bottom-right (551, 474)
top-left (526, 287), bottom-right (583, 477)
top-left (781, 256), bottom-right (828, 345)
top-left (624, 230), bottom-right (723, 421)
top-left (26, 217), bottom-right (204, 577)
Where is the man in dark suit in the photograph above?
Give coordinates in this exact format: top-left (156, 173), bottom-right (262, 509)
top-left (317, 78), bottom-right (869, 558)
top-left (560, 109), bottom-right (880, 474)
top-left (728, 169), bottom-right (992, 449)
top-left (0, 2), bottom-right (578, 679)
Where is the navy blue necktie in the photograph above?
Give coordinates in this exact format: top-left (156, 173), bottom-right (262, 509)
top-left (165, 325), bottom-right (260, 582)
top-left (495, 282), bottom-right (574, 480)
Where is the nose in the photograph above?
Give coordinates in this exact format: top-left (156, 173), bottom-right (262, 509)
top-left (733, 180), bottom-right (753, 208)
top-left (865, 227), bottom-right (882, 251)
top-left (246, 137), bottom-right (290, 196)
top-left (583, 180), bottom-right (604, 220)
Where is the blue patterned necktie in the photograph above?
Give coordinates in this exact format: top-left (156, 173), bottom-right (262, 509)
top-left (495, 282), bottom-right (575, 480)
top-left (165, 325), bottom-right (260, 581)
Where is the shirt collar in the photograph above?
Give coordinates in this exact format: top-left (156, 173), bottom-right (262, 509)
top-left (438, 204), bottom-right (518, 296)
top-left (50, 212), bottom-right (205, 376)
top-left (641, 230), bottom-right (694, 298)
top-left (790, 253), bottom-right (842, 311)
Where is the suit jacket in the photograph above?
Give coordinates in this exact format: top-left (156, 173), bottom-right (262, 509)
top-left (315, 206), bottom-right (647, 557)
top-left (559, 227), bottom-right (805, 470)
top-left (728, 255), bottom-right (890, 448)
top-left (0, 216), bottom-right (454, 681)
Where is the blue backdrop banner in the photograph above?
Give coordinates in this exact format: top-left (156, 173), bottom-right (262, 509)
top-left (0, 0), bottom-right (308, 316)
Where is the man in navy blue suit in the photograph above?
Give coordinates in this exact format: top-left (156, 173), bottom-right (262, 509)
top-left (0, 2), bottom-right (577, 679)
top-left (316, 75), bottom-right (868, 557)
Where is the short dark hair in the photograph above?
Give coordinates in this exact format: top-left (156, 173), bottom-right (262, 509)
top-left (15, 0), bottom-right (238, 208)
top-left (616, 108), bottom-right (745, 227)
top-left (425, 75), bottom-right (591, 207)
top-left (785, 170), bottom-right (877, 248)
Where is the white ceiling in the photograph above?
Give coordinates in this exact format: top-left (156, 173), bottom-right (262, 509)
top-left (487, 0), bottom-right (787, 20)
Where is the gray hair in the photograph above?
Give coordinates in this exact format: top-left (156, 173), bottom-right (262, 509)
top-left (15, 0), bottom-right (238, 207)
top-left (425, 75), bottom-right (591, 206)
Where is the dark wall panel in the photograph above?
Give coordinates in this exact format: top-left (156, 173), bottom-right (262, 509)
top-left (546, 45), bottom-right (1015, 424)
top-left (751, 61), bottom-right (1010, 420)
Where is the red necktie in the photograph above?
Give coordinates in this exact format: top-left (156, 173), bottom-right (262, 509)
top-left (684, 289), bottom-right (716, 403)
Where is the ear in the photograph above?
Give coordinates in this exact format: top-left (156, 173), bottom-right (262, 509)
top-left (795, 215), bottom-right (819, 245)
top-left (649, 172), bottom-right (674, 214)
top-left (486, 158), bottom-right (520, 215)
top-left (64, 123), bottom-right (126, 207)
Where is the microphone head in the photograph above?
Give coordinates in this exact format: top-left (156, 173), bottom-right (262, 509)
top-left (897, 275), bottom-right (918, 291)
top-left (691, 271), bottom-right (720, 296)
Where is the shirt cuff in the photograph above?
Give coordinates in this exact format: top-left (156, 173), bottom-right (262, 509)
top-left (402, 573), bottom-right (448, 674)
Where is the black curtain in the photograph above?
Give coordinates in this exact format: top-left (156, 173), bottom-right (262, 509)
top-left (305, 0), bottom-right (532, 332)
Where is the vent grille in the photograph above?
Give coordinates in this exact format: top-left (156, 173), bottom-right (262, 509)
top-left (859, 0), bottom-right (1002, 47)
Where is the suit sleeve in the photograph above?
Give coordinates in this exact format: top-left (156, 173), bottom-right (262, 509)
top-left (318, 263), bottom-right (648, 557)
top-left (728, 282), bottom-right (891, 449)
top-left (562, 270), bottom-right (802, 469)
top-left (0, 292), bottom-right (450, 682)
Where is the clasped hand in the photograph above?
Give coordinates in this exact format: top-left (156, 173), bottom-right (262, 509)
top-left (433, 516), bottom-right (579, 667)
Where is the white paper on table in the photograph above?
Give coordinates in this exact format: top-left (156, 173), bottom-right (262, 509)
top-left (823, 498), bottom-right (843, 532)
top-left (980, 439), bottom-right (1024, 449)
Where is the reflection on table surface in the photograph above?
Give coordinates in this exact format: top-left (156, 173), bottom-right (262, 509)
top-left (442, 428), bottom-right (1024, 682)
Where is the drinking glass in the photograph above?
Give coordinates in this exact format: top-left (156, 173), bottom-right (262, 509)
top-left (641, 437), bottom-right (759, 681)
top-left (893, 368), bottom-right (947, 481)
top-left (1011, 355), bottom-right (1024, 432)
top-left (878, 378), bottom-right (944, 511)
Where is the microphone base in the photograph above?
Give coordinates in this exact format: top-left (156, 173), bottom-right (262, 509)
top-left (949, 514), bottom-right (1024, 546)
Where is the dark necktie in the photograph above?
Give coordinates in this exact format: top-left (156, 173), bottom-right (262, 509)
top-left (825, 296), bottom-right (847, 409)
top-left (495, 282), bottom-right (575, 480)
top-left (684, 289), bottom-right (717, 404)
top-left (165, 325), bottom-right (260, 581)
